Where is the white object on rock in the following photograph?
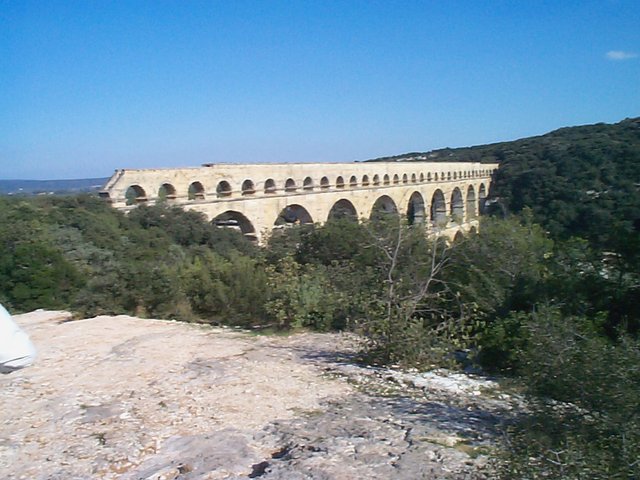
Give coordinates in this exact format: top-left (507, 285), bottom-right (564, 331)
top-left (0, 303), bottom-right (37, 373)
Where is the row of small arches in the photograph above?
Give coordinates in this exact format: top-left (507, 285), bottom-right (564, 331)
top-left (211, 185), bottom-right (486, 241)
top-left (125, 168), bottom-right (495, 204)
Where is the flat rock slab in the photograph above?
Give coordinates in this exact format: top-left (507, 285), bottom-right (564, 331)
top-left (0, 312), bottom-right (351, 479)
top-left (1, 311), bottom-right (513, 479)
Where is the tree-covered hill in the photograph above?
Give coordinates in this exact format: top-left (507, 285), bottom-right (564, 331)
top-left (370, 117), bottom-right (640, 244)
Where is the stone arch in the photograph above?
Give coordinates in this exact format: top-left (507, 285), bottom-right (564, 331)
top-left (158, 183), bottom-right (177, 202)
top-left (434, 173), bottom-right (438, 181)
top-left (241, 179), bottom-right (256, 195)
top-left (328, 199), bottom-right (357, 221)
top-left (188, 181), bottom-right (205, 200)
top-left (469, 226), bottom-right (477, 235)
top-left (407, 191), bottom-right (425, 225)
top-left (402, 174), bottom-right (408, 184)
top-left (447, 172), bottom-right (451, 181)
top-left (430, 189), bottom-right (447, 227)
top-left (411, 173), bottom-right (417, 183)
top-left (264, 178), bottom-right (277, 194)
top-left (373, 174), bottom-right (380, 186)
top-left (125, 185), bottom-right (147, 205)
top-left (216, 181), bottom-right (232, 198)
top-left (453, 230), bottom-right (464, 243)
top-left (383, 174), bottom-right (390, 185)
top-left (320, 176), bottom-right (330, 189)
top-left (479, 183), bottom-right (487, 214)
top-left (303, 177), bottom-right (314, 190)
top-left (370, 195), bottom-right (398, 220)
top-left (211, 211), bottom-right (257, 241)
top-left (275, 204), bottom-right (314, 226)
top-left (349, 175), bottom-right (358, 187)
top-left (362, 175), bottom-right (370, 186)
top-left (450, 187), bottom-right (464, 223)
top-left (453, 172), bottom-right (457, 180)
top-left (427, 172), bottom-right (432, 181)
top-left (420, 172), bottom-right (425, 182)
top-left (393, 174), bottom-right (400, 184)
top-left (285, 178), bottom-right (297, 192)
top-left (336, 176), bottom-right (345, 188)
top-left (466, 185), bottom-right (477, 220)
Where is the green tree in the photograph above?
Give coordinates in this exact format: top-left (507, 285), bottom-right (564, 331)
top-left (181, 249), bottom-right (267, 326)
top-left (494, 306), bottom-right (640, 479)
top-left (264, 256), bottom-right (343, 330)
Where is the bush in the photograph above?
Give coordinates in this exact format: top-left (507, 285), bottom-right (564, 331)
top-left (493, 306), bottom-right (640, 479)
top-left (264, 256), bottom-right (345, 330)
top-left (181, 249), bottom-right (267, 326)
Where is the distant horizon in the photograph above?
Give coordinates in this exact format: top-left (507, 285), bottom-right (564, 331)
top-left (0, 177), bottom-right (109, 182)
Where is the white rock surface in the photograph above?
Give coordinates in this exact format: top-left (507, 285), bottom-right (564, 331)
top-left (0, 311), bottom-right (351, 479)
top-left (1, 311), bottom-right (516, 479)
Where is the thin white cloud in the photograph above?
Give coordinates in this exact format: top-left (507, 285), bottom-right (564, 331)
top-left (606, 50), bottom-right (638, 61)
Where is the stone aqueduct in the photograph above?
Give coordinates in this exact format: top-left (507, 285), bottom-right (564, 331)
top-left (100, 161), bottom-right (499, 242)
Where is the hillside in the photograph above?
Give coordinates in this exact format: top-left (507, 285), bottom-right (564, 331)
top-left (370, 117), bottom-right (640, 243)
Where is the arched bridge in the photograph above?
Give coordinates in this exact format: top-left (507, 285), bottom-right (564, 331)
top-left (100, 162), bottom-right (498, 242)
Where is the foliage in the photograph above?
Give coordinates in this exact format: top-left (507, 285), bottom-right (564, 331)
top-left (181, 248), bottom-right (267, 326)
top-left (128, 204), bottom-right (260, 258)
top-left (0, 197), bottom-right (261, 321)
top-left (377, 117), bottom-right (640, 248)
top-left (263, 223), bottom-right (313, 265)
top-left (342, 217), bottom-right (471, 366)
top-left (295, 218), bottom-right (378, 266)
top-left (1, 240), bottom-right (82, 311)
top-left (493, 306), bottom-right (640, 479)
top-left (448, 212), bottom-right (552, 318)
top-left (0, 198), bottom-right (83, 311)
top-left (264, 256), bottom-right (344, 330)
top-left (267, 216), bottom-right (481, 365)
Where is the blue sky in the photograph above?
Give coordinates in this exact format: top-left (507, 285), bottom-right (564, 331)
top-left (1, 1), bottom-right (639, 179)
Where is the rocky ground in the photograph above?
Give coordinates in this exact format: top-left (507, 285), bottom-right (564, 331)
top-left (1, 311), bottom-right (519, 479)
